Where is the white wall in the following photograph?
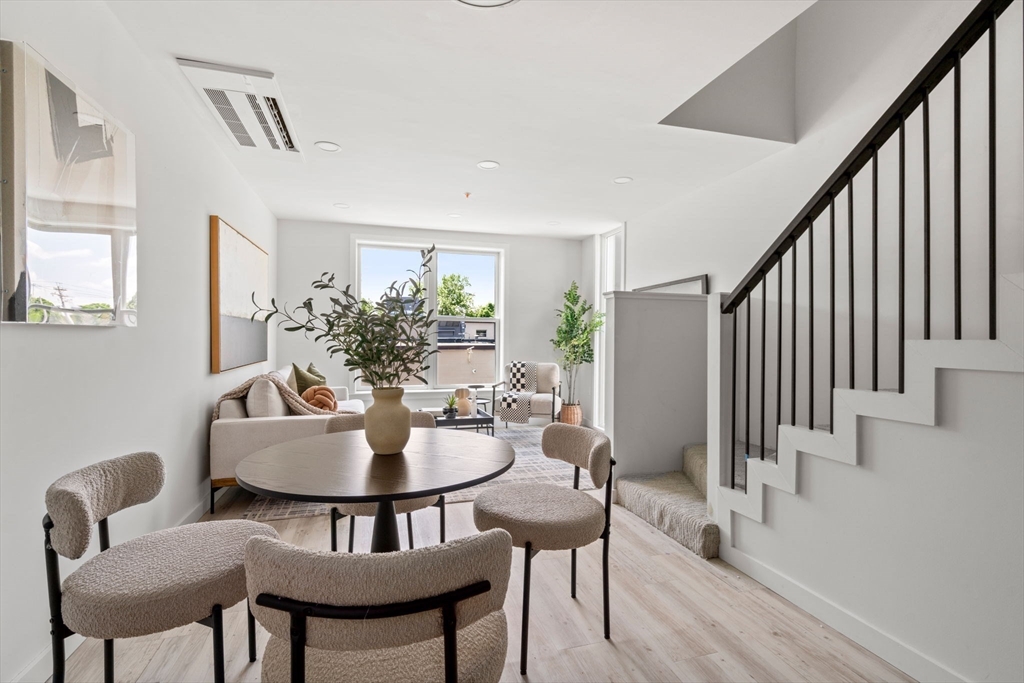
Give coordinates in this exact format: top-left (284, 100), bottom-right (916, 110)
top-left (275, 220), bottom-right (585, 416)
top-left (0, 3), bottom-right (277, 681)
top-left (604, 292), bottom-right (707, 478)
top-left (626, 0), bottom-right (996, 295)
top-left (730, 366), bottom-right (1024, 682)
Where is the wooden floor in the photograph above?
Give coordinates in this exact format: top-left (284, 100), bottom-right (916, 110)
top-left (59, 487), bottom-right (913, 683)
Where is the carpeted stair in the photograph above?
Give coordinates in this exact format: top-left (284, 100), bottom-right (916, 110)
top-left (615, 444), bottom-right (720, 559)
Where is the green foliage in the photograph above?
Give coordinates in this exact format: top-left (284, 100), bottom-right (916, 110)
top-left (437, 273), bottom-right (494, 318)
top-left (127, 293), bottom-right (137, 310)
top-left (550, 281), bottom-right (605, 405)
top-left (80, 303), bottom-right (111, 310)
top-left (28, 296), bottom-right (53, 323)
top-left (444, 393), bottom-right (458, 408)
top-left (438, 273), bottom-right (475, 316)
top-left (254, 246), bottom-right (438, 389)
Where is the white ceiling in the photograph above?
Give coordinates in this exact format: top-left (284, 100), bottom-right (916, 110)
top-left (108, 0), bottom-right (814, 238)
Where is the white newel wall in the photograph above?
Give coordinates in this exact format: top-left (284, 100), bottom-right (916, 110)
top-left (604, 292), bottom-right (707, 479)
top-left (0, 3), bottom-right (279, 682)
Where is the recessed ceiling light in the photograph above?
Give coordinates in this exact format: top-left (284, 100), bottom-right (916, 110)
top-left (547, 221), bottom-right (561, 226)
top-left (448, 213), bottom-right (462, 218)
top-left (477, 160), bottom-right (500, 170)
top-left (613, 177), bottom-right (633, 184)
top-left (455, 0), bottom-right (520, 8)
top-left (315, 141), bottom-right (341, 152)
top-left (333, 203), bottom-right (349, 209)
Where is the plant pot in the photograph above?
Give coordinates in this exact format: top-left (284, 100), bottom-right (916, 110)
top-left (561, 403), bottom-right (583, 426)
top-left (444, 410), bottom-right (457, 419)
top-left (365, 387), bottom-right (411, 454)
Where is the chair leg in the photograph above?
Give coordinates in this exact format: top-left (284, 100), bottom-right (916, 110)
top-left (439, 495), bottom-right (446, 543)
top-left (521, 543), bottom-right (533, 676)
top-left (212, 604), bottom-right (225, 683)
top-left (50, 630), bottom-right (66, 683)
top-left (407, 513), bottom-right (415, 549)
top-left (603, 533), bottom-right (611, 639)
top-left (247, 599), bottom-right (257, 663)
top-left (330, 507), bottom-right (339, 552)
top-left (103, 639), bottom-right (113, 683)
top-left (210, 486), bottom-right (217, 515)
top-left (571, 548), bottom-right (577, 598)
top-left (348, 516), bottom-right (355, 553)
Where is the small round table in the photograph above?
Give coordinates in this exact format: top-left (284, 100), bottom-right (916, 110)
top-left (235, 429), bottom-right (515, 553)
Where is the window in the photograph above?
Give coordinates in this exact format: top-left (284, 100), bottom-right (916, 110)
top-left (357, 242), bottom-right (501, 390)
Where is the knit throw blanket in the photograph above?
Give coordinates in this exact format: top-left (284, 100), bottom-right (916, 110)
top-left (497, 361), bottom-right (537, 424)
top-left (212, 373), bottom-right (359, 421)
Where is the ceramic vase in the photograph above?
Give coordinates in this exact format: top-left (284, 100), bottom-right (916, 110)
top-left (455, 387), bottom-right (473, 417)
top-left (365, 387), bottom-right (411, 454)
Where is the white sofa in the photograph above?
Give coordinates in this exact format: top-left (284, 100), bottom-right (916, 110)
top-left (209, 366), bottom-right (363, 511)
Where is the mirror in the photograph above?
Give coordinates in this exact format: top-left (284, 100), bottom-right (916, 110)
top-left (1, 41), bottom-right (137, 326)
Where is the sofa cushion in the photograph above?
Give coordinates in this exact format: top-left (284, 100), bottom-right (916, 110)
top-left (246, 378), bottom-right (290, 418)
top-left (273, 366), bottom-right (298, 393)
top-left (537, 363), bottom-right (559, 393)
top-left (293, 363), bottom-right (327, 395)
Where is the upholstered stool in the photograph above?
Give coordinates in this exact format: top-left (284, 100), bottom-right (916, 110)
top-left (323, 413), bottom-right (445, 552)
top-left (473, 423), bottom-right (614, 675)
top-left (44, 452), bottom-right (278, 683)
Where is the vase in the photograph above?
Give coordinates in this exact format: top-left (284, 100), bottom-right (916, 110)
top-left (365, 387), bottom-right (411, 454)
top-left (561, 403), bottom-right (583, 426)
top-left (455, 387), bottom-right (473, 417)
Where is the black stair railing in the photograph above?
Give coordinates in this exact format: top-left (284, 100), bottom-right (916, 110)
top-left (724, 0), bottom-right (1018, 491)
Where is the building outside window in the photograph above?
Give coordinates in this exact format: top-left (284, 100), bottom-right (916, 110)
top-left (357, 242), bottom-right (500, 390)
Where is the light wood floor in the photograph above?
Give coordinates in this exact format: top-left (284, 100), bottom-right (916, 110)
top-left (58, 487), bottom-right (913, 683)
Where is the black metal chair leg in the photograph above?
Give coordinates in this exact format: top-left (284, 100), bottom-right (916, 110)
top-left (212, 604), bottom-right (225, 683)
top-left (571, 548), bottom-right (577, 598)
top-left (210, 486), bottom-right (216, 515)
top-left (50, 630), bottom-right (66, 683)
top-left (330, 507), bottom-right (340, 552)
top-left (348, 516), bottom-right (355, 553)
top-left (439, 495), bottom-right (446, 543)
top-left (247, 599), bottom-right (257, 663)
top-left (603, 534), bottom-right (610, 639)
top-left (103, 639), bottom-right (113, 683)
top-left (407, 513), bottom-right (415, 549)
top-left (521, 542), bottom-right (533, 676)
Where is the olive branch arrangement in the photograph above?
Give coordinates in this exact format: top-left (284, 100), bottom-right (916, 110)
top-left (253, 246), bottom-right (438, 389)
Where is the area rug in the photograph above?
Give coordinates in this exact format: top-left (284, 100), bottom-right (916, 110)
top-left (240, 425), bottom-right (590, 522)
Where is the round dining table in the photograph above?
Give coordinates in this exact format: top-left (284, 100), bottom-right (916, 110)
top-left (235, 428), bottom-right (515, 553)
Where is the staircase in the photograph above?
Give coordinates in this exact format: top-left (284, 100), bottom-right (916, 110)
top-left (702, 1), bottom-right (1023, 680)
top-left (616, 444), bottom-right (719, 559)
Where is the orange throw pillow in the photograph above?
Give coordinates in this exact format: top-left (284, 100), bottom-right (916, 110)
top-left (301, 385), bottom-right (337, 412)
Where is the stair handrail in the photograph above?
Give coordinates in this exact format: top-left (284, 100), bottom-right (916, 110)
top-left (722, 0), bottom-right (1012, 317)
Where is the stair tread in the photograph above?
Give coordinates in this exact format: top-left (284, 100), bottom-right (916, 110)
top-left (616, 471), bottom-right (719, 559)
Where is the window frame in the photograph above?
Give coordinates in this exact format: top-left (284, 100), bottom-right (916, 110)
top-left (352, 237), bottom-right (504, 393)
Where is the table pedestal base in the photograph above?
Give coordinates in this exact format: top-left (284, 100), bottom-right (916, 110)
top-left (370, 501), bottom-right (401, 553)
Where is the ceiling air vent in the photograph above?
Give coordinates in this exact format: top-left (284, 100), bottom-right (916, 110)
top-left (177, 58), bottom-right (301, 158)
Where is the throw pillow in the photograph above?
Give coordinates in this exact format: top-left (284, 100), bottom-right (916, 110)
top-left (246, 378), bottom-right (290, 418)
top-left (301, 385), bottom-right (337, 412)
top-left (293, 363), bottom-right (326, 395)
top-left (306, 362), bottom-right (327, 384)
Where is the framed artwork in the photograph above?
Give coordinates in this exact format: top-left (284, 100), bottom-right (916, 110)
top-left (210, 215), bottom-right (268, 373)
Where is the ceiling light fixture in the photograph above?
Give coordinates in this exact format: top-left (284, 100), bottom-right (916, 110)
top-left (477, 160), bottom-right (500, 169)
top-left (455, 0), bottom-right (520, 8)
top-left (613, 177), bottom-right (633, 184)
top-left (333, 203), bottom-right (350, 209)
top-left (315, 141), bottom-right (341, 152)
top-left (448, 213), bottom-right (462, 218)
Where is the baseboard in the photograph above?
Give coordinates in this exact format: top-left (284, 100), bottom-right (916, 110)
top-left (720, 544), bottom-right (968, 683)
top-left (14, 634), bottom-right (84, 683)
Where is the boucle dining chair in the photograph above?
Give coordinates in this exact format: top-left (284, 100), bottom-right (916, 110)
top-left (246, 529), bottom-right (513, 683)
top-left (43, 451), bottom-right (278, 683)
top-left (472, 423), bottom-right (614, 675)
top-left (323, 412), bottom-right (444, 552)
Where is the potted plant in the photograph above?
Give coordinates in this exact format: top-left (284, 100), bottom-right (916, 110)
top-left (254, 247), bottom-right (437, 454)
top-left (443, 393), bottom-right (458, 418)
top-left (551, 281), bottom-right (605, 426)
